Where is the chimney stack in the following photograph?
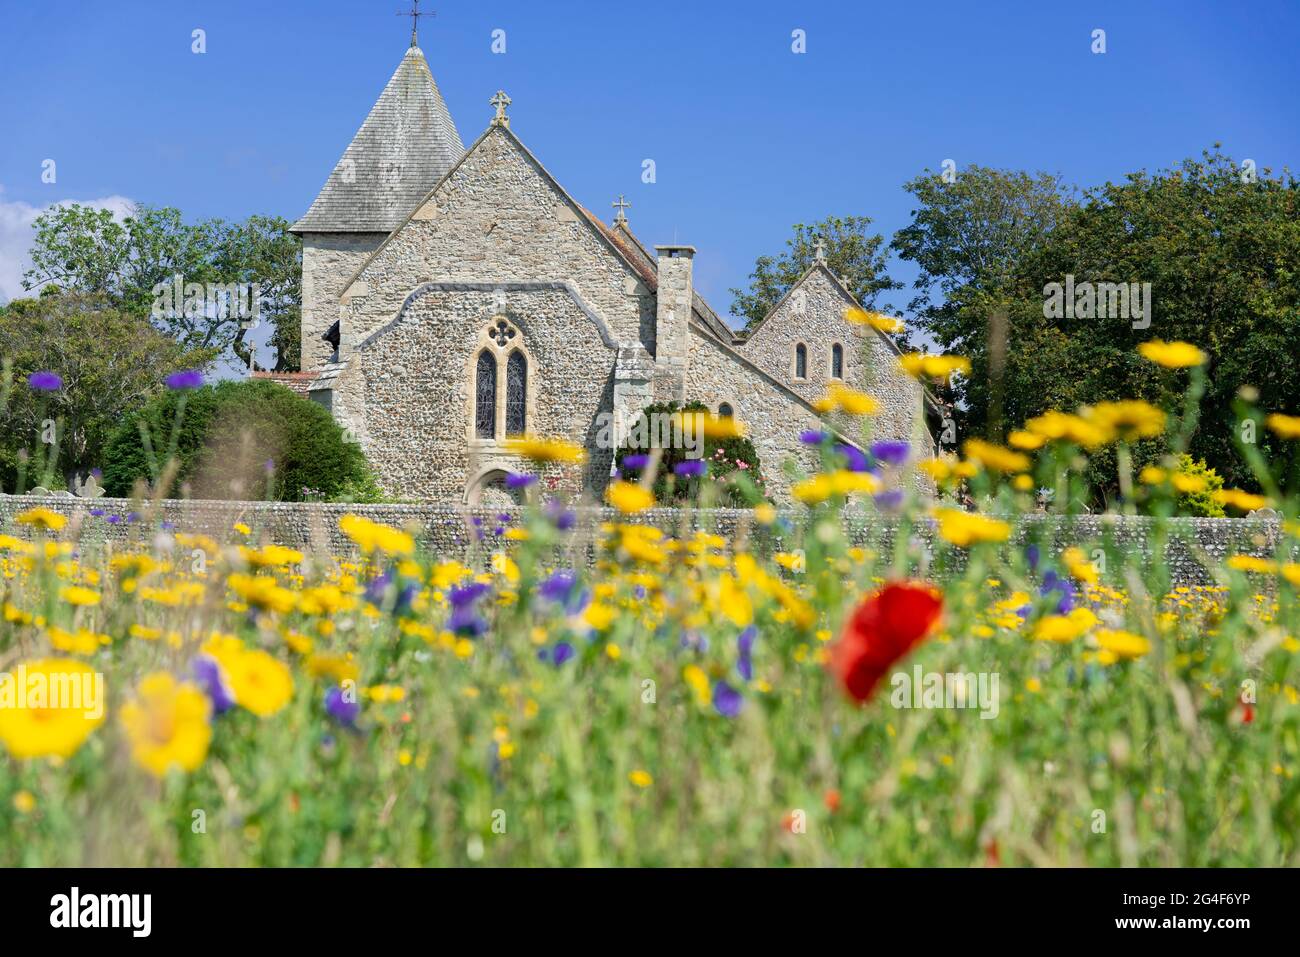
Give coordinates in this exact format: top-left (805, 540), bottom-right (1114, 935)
top-left (653, 244), bottom-right (695, 403)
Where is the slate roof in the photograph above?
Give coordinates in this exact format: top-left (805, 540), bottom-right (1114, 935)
top-left (291, 45), bottom-right (464, 234)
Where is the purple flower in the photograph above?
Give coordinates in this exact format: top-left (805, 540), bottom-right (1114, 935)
top-left (449, 582), bottom-right (490, 607)
top-left (674, 459), bottom-right (706, 478)
top-left (193, 656), bottom-right (235, 714)
top-left (835, 444), bottom-right (871, 473)
top-left (552, 642), bottom-right (576, 666)
top-left (506, 472), bottom-right (536, 490)
top-left (539, 569), bottom-right (578, 604)
top-left (324, 686), bottom-right (360, 727)
top-left (737, 626), bottom-right (756, 681)
top-left (622, 454), bottom-right (650, 471)
top-left (165, 369), bottom-right (204, 390)
top-left (27, 371), bottom-right (62, 392)
top-left (1025, 544), bottom-right (1041, 571)
top-left (545, 498), bottom-right (575, 531)
top-left (873, 489), bottom-right (906, 513)
top-left (713, 681), bottom-right (744, 718)
top-left (799, 430), bottom-right (829, 445)
top-left (870, 440), bottom-right (911, 467)
top-left (1040, 569), bottom-right (1075, 614)
top-left (449, 604), bottom-right (487, 637)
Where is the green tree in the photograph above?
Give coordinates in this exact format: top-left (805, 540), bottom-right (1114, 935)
top-left (101, 379), bottom-right (381, 502)
top-left (729, 215), bottom-right (899, 331)
top-left (0, 292), bottom-right (214, 489)
top-left (22, 204), bottom-right (302, 371)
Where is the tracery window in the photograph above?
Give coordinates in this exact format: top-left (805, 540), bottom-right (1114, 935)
top-left (506, 350), bottom-right (527, 435)
top-left (475, 349), bottom-right (497, 438)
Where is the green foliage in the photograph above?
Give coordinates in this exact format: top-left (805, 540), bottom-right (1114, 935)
top-left (100, 379), bottom-right (378, 502)
top-left (729, 215), bottom-right (899, 331)
top-left (23, 204), bottom-right (302, 371)
top-left (1174, 454), bottom-right (1226, 517)
top-left (614, 401), bottom-right (764, 505)
top-left (0, 293), bottom-right (214, 489)
top-left (892, 148), bottom-right (1300, 495)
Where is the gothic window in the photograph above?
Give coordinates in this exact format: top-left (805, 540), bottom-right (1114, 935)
top-left (831, 343), bottom-right (844, 379)
top-left (794, 343), bottom-right (807, 379)
top-left (506, 350), bottom-right (527, 435)
top-left (475, 350), bottom-right (497, 438)
top-left (718, 402), bottom-right (734, 419)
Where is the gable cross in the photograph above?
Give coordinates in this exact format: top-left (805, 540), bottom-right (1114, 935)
top-left (812, 237), bottom-right (826, 264)
top-left (490, 90), bottom-right (512, 127)
top-left (397, 1), bottom-right (433, 48)
top-left (612, 194), bottom-right (631, 225)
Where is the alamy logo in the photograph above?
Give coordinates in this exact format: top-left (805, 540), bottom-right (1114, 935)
top-left (1043, 274), bottom-right (1151, 329)
top-left (0, 664), bottom-right (103, 720)
top-left (890, 665), bottom-right (1000, 719)
top-left (151, 273), bottom-right (261, 322)
top-left (50, 887), bottom-right (151, 937)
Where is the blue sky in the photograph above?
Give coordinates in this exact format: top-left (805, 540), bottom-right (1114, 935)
top-left (1, 0), bottom-right (1296, 346)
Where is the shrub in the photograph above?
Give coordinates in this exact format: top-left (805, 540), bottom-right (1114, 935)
top-left (101, 379), bottom-right (379, 501)
top-left (613, 400), bottom-right (765, 505)
top-left (1175, 453), bottom-right (1225, 517)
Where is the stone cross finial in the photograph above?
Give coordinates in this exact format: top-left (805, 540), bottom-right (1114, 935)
top-left (612, 194), bottom-right (631, 225)
top-left (813, 237), bottom-right (826, 263)
top-left (490, 90), bottom-right (512, 127)
top-left (397, 0), bottom-right (433, 48)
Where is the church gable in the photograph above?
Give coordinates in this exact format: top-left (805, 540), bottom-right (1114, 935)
top-left (340, 123), bottom-right (654, 353)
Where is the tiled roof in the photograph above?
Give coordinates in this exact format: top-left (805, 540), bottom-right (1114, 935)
top-left (252, 371), bottom-right (321, 397)
top-left (291, 45), bottom-right (463, 234)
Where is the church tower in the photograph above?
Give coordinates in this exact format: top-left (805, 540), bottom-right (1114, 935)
top-left (291, 35), bottom-right (463, 370)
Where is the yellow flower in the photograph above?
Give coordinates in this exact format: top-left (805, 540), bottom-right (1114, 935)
top-left (933, 508), bottom-right (1011, 547)
top-left (0, 658), bottom-right (105, 759)
top-left (898, 353), bottom-right (971, 382)
top-left (14, 507), bottom-right (67, 532)
top-left (47, 626), bottom-right (108, 655)
top-left (815, 382), bottom-right (879, 416)
top-left (59, 585), bottom-right (101, 607)
top-left (672, 410), bottom-right (747, 439)
top-left (584, 601), bottom-right (617, 631)
top-left (1170, 473), bottom-right (1206, 494)
top-left (962, 438), bottom-right (1030, 473)
top-left (1008, 430), bottom-right (1046, 451)
top-left (628, 769), bottom-right (654, 788)
top-left (1266, 413), bottom-right (1300, 440)
top-left (12, 790), bottom-right (36, 814)
top-left (1226, 555), bottom-right (1277, 574)
top-left (233, 522), bottom-right (252, 536)
top-left (716, 573), bottom-right (754, 627)
top-left (1023, 410), bottom-right (1113, 448)
top-left (227, 573), bottom-right (298, 614)
top-left (1083, 400), bottom-right (1166, 441)
top-left (503, 435), bottom-right (586, 464)
top-left (753, 503), bottom-right (777, 525)
top-left (1139, 466), bottom-right (1168, 485)
top-left (119, 672), bottom-right (212, 776)
top-left (845, 308), bottom-right (904, 334)
top-left (1012, 474), bottom-right (1034, 491)
top-left (339, 514), bottom-right (415, 556)
top-left (1212, 488), bottom-right (1269, 512)
top-left (1137, 340), bottom-right (1206, 369)
top-left (682, 664), bottom-right (711, 705)
top-left (365, 684), bottom-right (406, 703)
top-left (241, 544), bottom-right (304, 568)
top-left (606, 480), bottom-right (655, 514)
top-left (792, 474), bottom-right (833, 505)
top-left (1094, 628), bottom-right (1151, 663)
top-left (306, 653), bottom-right (359, 684)
top-left (204, 639), bottom-right (295, 718)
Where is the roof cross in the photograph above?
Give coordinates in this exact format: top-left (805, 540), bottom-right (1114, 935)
top-left (612, 194), bottom-right (631, 225)
top-left (490, 90), bottom-right (512, 127)
top-left (396, 1), bottom-right (433, 48)
top-left (813, 237), bottom-right (827, 263)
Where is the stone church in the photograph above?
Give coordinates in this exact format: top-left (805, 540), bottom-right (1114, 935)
top-left (281, 38), bottom-right (932, 505)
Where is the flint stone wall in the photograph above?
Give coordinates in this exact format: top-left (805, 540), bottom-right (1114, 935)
top-left (0, 495), bottom-right (1286, 588)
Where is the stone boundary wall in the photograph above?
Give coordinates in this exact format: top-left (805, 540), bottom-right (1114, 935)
top-left (0, 494), bottom-right (1287, 587)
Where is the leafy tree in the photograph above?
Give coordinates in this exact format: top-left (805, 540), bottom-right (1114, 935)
top-left (101, 379), bottom-right (381, 502)
top-left (22, 204), bottom-right (302, 371)
top-left (0, 292), bottom-right (214, 489)
top-left (729, 216), bottom-right (899, 331)
top-left (613, 401), bottom-right (764, 505)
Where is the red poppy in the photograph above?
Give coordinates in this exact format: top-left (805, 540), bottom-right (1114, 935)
top-left (829, 581), bottom-right (943, 703)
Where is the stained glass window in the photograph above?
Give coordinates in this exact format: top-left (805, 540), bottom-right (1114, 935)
top-left (831, 343), bottom-right (843, 378)
top-left (795, 343), bottom-right (807, 379)
top-left (506, 350), bottom-right (527, 435)
top-left (475, 350), bottom-right (496, 438)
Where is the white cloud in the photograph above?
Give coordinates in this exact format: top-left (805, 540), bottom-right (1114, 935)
top-left (0, 187), bottom-right (135, 303)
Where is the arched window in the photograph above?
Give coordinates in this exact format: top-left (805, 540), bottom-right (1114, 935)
top-left (794, 343), bottom-right (807, 379)
top-left (506, 350), bottom-right (527, 435)
top-left (718, 402), bottom-right (734, 418)
top-left (831, 343), bottom-right (844, 379)
top-left (475, 350), bottom-right (497, 438)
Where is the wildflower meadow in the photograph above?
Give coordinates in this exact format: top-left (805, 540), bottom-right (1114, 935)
top-left (1, 337), bottom-right (1297, 868)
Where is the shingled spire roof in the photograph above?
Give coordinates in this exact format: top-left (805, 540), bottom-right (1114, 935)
top-left (291, 44), bottom-right (463, 234)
